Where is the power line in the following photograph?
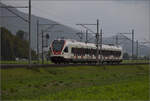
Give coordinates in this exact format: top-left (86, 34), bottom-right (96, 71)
top-left (96, 19), bottom-right (99, 64)
top-left (76, 24), bottom-right (96, 34)
top-left (76, 19), bottom-right (101, 64)
top-left (76, 30), bottom-right (84, 41)
top-left (28, 0), bottom-right (31, 65)
top-left (37, 19), bottom-right (39, 63)
top-left (85, 30), bottom-right (88, 44)
top-left (1, 4), bottom-right (29, 22)
top-left (37, 22), bottom-right (60, 64)
top-left (0, 16), bottom-right (18, 17)
top-left (118, 29), bottom-right (134, 60)
top-left (1, 1), bottom-right (32, 65)
top-left (115, 34), bottom-right (131, 45)
top-left (100, 28), bottom-right (102, 64)
top-left (136, 40), bottom-right (138, 59)
top-left (0, 6), bottom-right (28, 8)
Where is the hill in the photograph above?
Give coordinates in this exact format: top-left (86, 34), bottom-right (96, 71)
top-left (0, 2), bottom-right (80, 50)
top-left (0, 2), bottom-right (149, 56)
top-left (1, 27), bottom-right (37, 60)
top-left (103, 34), bottom-right (150, 56)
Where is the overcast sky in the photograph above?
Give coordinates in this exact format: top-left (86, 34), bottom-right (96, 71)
top-left (2, 0), bottom-right (150, 42)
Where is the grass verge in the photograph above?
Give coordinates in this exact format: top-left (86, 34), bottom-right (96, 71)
top-left (1, 65), bottom-right (149, 100)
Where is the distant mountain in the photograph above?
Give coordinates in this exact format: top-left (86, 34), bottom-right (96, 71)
top-left (102, 34), bottom-right (150, 56)
top-left (0, 2), bottom-right (81, 50)
top-left (1, 3), bottom-right (149, 56)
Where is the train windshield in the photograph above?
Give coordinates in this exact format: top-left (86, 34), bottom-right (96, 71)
top-left (52, 40), bottom-right (65, 52)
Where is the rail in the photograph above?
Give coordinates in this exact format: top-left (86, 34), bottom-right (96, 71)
top-left (1, 62), bottom-right (149, 69)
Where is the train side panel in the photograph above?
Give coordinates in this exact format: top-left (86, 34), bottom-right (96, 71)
top-left (50, 39), bottom-right (123, 64)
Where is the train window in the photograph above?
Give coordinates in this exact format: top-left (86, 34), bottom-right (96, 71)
top-left (83, 48), bottom-right (85, 55)
top-left (111, 51), bottom-right (121, 57)
top-left (94, 49), bottom-right (97, 56)
top-left (52, 40), bottom-right (65, 52)
top-left (114, 51), bottom-right (117, 57)
top-left (91, 49), bottom-right (93, 54)
top-left (71, 48), bottom-right (75, 53)
top-left (84, 49), bottom-right (87, 54)
top-left (78, 48), bottom-right (81, 56)
top-left (64, 47), bottom-right (68, 53)
top-left (90, 49), bottom-right (93, 55)
top-left (80, 48), bottom-right (82, 55)
top-left (86, 49), bottom-right (88, 54)
top-left (89, 49), bottom-right (91, 54)
top-left (88, 49), bottom-right (90, 54)
top-left (74, 48), bottom-right (77, 55)
top-left (103, 51), bottom-right (107, 56)
top-left (99, 50), bottom-right (103, 55)
top-left (82, 48), bottom-right (85, 55)
top-left (86, 49), bottom-right (88, 55)
top-left (76, 48), bottom-right (78, 55)
top-left (103, 50), bottom-right (110, 56)
top-left (118, 51), bottom-right (121, 56)
top-left (75, 48), bottom-right (78, 55)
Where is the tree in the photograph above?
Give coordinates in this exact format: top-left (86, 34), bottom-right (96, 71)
top-left (1, 27), bottom-right (37, 60)
top-left (16, 30), bottom-right (25, 40)
top-left (143, 56), bottom-right (149, 60)
top-left (1, 27), bottom-right (15, 60)
top-left (123, 52), bottom-right (130, 59)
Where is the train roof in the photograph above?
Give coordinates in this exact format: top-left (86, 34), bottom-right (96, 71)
top-left (55, 39), bottom-right (122, 51)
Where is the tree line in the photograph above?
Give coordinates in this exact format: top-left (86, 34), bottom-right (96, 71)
top-left (123, 52), bottom-right (149, 60)
top-left (1, 27), bottom-right (37, 60)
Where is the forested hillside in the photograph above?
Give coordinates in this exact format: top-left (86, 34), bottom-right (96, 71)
top-left (1, 27), bottom-right (37, 60)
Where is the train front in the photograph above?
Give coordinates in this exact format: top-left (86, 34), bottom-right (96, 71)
top-left (49, 39), bottom-right (66, 64)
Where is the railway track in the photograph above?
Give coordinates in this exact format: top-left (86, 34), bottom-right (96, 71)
top-left (0, 62), bottom-right (149, 69)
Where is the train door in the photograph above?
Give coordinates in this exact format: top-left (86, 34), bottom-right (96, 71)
top-left (63, 46), bottom-right (70, 59)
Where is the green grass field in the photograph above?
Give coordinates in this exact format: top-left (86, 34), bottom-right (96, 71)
top-left (0, 60), bottom-right (52, 64)
top-left (1, 64), bottom-right (149, 100)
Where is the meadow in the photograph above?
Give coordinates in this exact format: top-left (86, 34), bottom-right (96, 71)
top-left (0, 60), bottom-right (52, 64)
top-left (1, 64), bottom-right (149, 100)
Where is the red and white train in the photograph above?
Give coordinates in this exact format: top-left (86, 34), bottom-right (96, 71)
top-left (49, 39), bottom-right (123, 64)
